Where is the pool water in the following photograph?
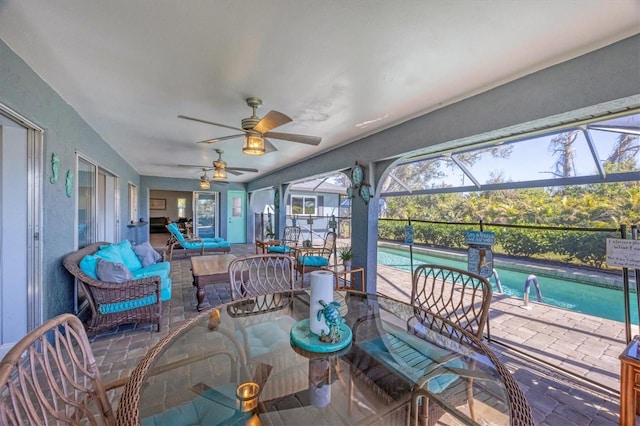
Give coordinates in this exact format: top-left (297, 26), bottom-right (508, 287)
top-left (377, 246), bottom-right (638, 325)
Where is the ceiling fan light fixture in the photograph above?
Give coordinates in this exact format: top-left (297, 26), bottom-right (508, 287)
top-left (199, 179), bottom-right (210, 190)
top-left (212, 168), bottom-right (227, 181)
top-left (243, 134), bottom-right (265, 155)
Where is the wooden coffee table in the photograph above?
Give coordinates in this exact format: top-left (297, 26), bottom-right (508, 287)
top-left (190, 254), bottom-right (236, 311)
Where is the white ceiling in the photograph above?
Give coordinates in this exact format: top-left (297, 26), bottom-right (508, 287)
top-left (0, 1), bottom-right (638, 182)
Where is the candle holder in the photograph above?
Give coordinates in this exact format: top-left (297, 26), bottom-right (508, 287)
top-left (236, 381), bottom-right (260, 412)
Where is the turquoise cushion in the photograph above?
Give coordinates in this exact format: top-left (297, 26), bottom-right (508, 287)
top-left (131, 263), bottom-right (172, 301)
top-left (167, 223), bottom-right (186, 243)
top-left (359, 332), bottom-right (462, 394)
top-left (298, 256), bottom-right (329, 267)
top-left (79, 254), bottom-right (99, 279)
top-left (95, 244), bottom-right (125, 265)
top-left (104, 240), bottom-right (143, 271)
top-left (268, 245), bottom-right (291, 254)
top-left (98, 294), bottom-right (157, 314)
top-left (142, 383), bottom-right (243, 426)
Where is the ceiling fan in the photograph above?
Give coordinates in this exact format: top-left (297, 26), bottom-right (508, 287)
top-left (178, 97), bottom-right (322, 155)
top-left (179, 149), bottom-right (258, 184)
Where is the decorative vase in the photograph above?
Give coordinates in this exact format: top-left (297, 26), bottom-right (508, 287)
top-left (309, 270), bottom-right (334, 335)
top-left (343, 260), bottom-right (352, 270)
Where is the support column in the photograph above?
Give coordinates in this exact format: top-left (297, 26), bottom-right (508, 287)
top-left (351, 164), bottom-right (379, 294)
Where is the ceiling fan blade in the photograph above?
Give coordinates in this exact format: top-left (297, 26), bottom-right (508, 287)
top-left (226, 170), bottom-right (243, 176)
top-left (196, 134), bottom-right (244, 144)
top-left (253, 110), bottom-right (292, 134)
top-left (263, 131), bottom-right (321, 146)
top-left (227, 167), bottom-right (259, 173)
top-left (178, 164), bottom-right (213, 170)
top-left (178, 114), bottom-right (247, 133)
top-left (264, 138), bottom-right (278, 153)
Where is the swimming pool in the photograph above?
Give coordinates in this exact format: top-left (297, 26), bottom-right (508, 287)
top-left (377, 246), bottom-right (638, 324)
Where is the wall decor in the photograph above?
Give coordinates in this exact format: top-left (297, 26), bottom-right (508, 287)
top-left (65, 170), bottom-right (73, 198)
top-left (150, 198), bottom-right (167, 210)
top-left (359, 184), bottom-right (371, 205)
top-left (350, 162), bottom-right (365, 188)
top-left (50, 153), bottom-right (60, 183)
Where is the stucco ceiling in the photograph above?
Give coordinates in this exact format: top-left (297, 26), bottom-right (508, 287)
top-left (0, 1), bottom-right (638, 183)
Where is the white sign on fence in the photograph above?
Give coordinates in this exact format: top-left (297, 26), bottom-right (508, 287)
top-left (465, 231), bottom-right (495, 246)
top-left (606, 238), bottom-right (640, 269)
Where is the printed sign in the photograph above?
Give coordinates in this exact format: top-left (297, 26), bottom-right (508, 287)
top-left (465, 231), bottom-right (495, 246)
top-left (606, 238), bottom-right (640, 269)
top-left (404, 225), bottom-right (414, 245)
top-left (468, 247), bottom-right (493, 278)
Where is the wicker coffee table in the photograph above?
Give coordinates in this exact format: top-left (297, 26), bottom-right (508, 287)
top-left (190, 254), bottom-right (236, 311)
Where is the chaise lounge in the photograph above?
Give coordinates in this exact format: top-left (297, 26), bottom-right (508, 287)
top-left (166, 222), bottom-right (231, 260)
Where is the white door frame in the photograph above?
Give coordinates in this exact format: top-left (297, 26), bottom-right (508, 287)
top-left (0, 103), bottom-right (43, 357)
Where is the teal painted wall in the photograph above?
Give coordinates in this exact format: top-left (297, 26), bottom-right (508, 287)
top-left (0, 38), bottom-right (140, 318)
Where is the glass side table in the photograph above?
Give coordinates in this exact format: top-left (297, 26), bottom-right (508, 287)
top-left (321, 264), bottom-right (365, 290)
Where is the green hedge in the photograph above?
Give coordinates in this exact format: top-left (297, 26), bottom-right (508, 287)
top-left (378, 220), bottom-right (617, 269)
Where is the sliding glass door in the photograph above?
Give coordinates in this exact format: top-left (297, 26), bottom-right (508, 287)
top-left (193, 191), bottom-right (217, 238)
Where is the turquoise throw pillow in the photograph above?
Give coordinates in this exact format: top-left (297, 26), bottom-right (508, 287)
top-left (111, 240), bottom-right (143, 271)
top-left (79, 254), bottom-right (99, 279)
top-left (95, 244), bottom-right (125, 265)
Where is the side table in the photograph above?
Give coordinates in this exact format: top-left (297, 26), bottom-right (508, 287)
top-left (620, 336), bottom-right (640, 425)
top-left (321, 264), bottom-right (365, 290)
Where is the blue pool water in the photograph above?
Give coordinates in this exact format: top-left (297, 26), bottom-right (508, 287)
top-left (377, 246), bottom-right (638, 324)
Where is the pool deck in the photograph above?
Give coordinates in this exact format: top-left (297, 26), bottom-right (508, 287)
top-left (91, 241), bottom-right (623, 425)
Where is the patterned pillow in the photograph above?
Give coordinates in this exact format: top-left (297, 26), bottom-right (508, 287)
top-left (96, 259), bottom-right (133, 283)
top-left (133, 241), bottom-right (162, 268)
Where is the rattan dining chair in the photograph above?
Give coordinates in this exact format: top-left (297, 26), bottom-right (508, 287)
top-left (407, 313), bottom-right (533, 426)
top-left (267, 225), bottom-right (301, 255)
top-left (0, 313), bottom-right (125, 425)
top-left (228, 254), bottom-right (295, 300)
top-left (410, 264), bottom-right (492, 339)
top-left (294, 231), bottom-right (337, 283)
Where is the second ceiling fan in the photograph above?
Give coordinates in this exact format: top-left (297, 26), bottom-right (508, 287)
top-left (178, 97), bottom-right (322, 155)
top-left (180, 149), bottom-right (258, 183)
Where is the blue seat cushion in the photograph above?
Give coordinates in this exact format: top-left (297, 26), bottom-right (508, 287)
top-left (297, 255), bottom-right (329, 267)
top-left (80, 244), bottom-right (128, 279)
top-left (359, 327), bottom-right (463, 394)
top-left (267, 245), bottom-right (292, 254)
top-left (131, 262), bottom-right (172, 301)
top-left (141, 383), bottom-right (246, 426)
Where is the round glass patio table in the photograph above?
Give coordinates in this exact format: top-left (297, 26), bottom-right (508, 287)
top-left (116, 290), bottom-right (532, 425)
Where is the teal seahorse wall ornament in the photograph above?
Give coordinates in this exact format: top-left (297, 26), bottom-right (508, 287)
top-left (50, 153), bottom-right (60, 183)
top-left (65, 170), bottom-right (73, 198)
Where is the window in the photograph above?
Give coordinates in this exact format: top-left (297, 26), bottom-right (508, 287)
top-left (291, 195), bottom-right (316, 215)
top-left (177, 197), bottom-right (186, 218)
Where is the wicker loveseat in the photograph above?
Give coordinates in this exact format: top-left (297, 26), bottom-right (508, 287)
top-left (63, 241), bottom-right (171, 336)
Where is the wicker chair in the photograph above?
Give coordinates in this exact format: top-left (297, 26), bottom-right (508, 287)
top-left (228, 254), bottom-right (295, 300)
top-left (0, 313), bottom-right (125, 425)
top-left (267, 225), bottom-right (301, 255)
top-left (411, 264), bottom-right (492, 339)
top-left (63, 242), bottom-right (162, 335)
top-left (294, 231), bottom-right (336, 283)
top-left (407, 313), bottom-right (534, 426)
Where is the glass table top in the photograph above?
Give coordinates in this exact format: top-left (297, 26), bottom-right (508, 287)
top-left (118, 290), bottom-right (515, 425)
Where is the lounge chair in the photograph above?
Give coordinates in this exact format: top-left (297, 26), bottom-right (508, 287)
top-left (166, 222), bottom-right (230, 260)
